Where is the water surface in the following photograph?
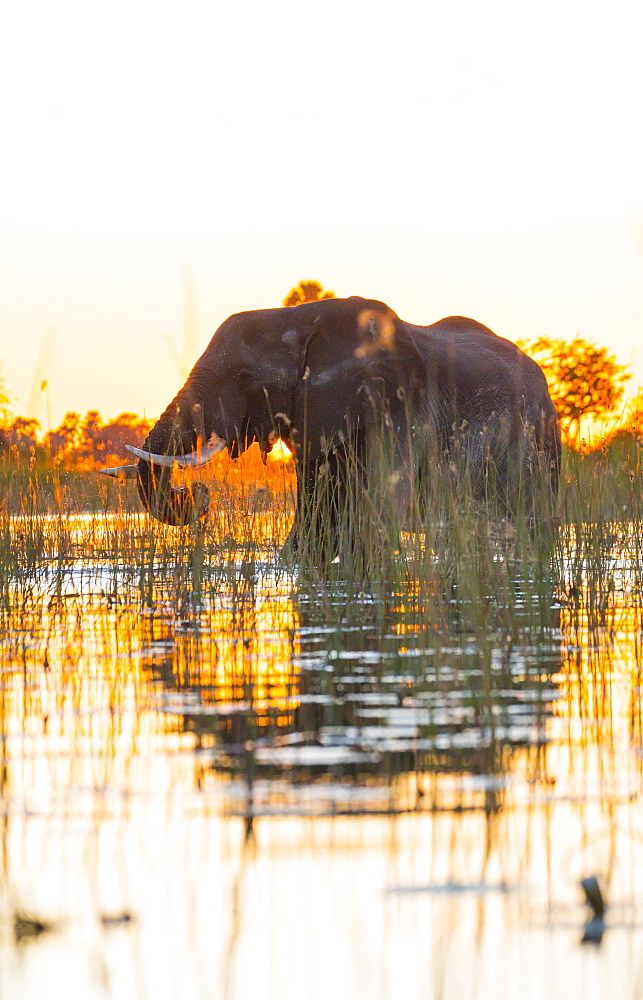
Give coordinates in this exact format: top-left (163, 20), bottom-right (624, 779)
top-left (1, 515), bottom-right (642, 999)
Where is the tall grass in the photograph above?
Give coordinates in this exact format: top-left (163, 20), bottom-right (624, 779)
top-left (1, 432), bottom-right (641, 802)
top-left (1, 434), bottom-right (641, 623)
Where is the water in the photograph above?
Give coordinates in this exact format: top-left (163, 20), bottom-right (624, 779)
top-left (1, 515), bottom-right (642, 999)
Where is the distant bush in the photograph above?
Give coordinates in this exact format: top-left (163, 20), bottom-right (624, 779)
top-left (282, 280), bottom-right (335, 308)
top-left (0, 410), bottom-right (153, 469)
top-left (518, 335), bottom-right (631, 446)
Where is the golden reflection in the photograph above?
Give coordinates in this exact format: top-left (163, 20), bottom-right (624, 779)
top-left (138, 588), bottom-right (301, 727)
top-left (2, 508), bottom-right (643, 1000)
top-left (551, 528), bottom-right (643, 813)
top-left (0, 514), bottom-right (303, 828)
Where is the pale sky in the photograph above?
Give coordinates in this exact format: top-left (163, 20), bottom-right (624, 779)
top-left (1, 0), bottom-right (642, 428)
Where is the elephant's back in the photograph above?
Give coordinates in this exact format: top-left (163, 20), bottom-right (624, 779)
top-left (406, 315), bottom-right (558, 437)
top-left (408, 316), bottom-right (549, 394)
top-left (412, 315), bottom-right (524, 364)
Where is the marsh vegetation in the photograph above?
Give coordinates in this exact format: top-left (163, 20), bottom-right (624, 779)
top-left (0, 431), bottom-right (642, 997)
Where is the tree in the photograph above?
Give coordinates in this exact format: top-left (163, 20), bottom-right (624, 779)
top-left (282, 280), bottom-right (336, 308)
top-left (0, 417), bottom-right (41, 458)
top-left (43, 411), bottom-right (81, 462)
top-left (86, 412), bottom-right (153, 467)
top-left (517, 336), bottom-right (631, 443)
top-left (42, 410), bottom-right (154, 468)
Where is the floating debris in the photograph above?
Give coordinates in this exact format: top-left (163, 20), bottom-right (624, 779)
top-left (100, 912), bottom-right (135, 928)
top-left (581, 876), bottom-right (606, 944)
top-left (14, 911), bottom-right (55, 943)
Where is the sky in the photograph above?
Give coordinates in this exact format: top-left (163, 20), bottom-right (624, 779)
top-left (1, 0), bottom-right (642, 428)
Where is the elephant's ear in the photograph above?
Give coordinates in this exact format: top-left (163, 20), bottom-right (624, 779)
top-left (373, 317), bottom-right (427, 394)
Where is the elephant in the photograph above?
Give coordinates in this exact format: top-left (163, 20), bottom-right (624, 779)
top-left (101, 296), bottom-right (561, 549)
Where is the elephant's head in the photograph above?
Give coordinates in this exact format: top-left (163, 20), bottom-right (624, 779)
top-left (101, 297), bottom-right (421, 527)
top-left (100, 403), bottom-right (226, 526)
top-left (102, 305), bottom-right (306, 525)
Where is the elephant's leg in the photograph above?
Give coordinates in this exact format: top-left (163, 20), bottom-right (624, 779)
top-left (285, 438), bottom-right (368, 558)
top-left (293, 452), bottom-right (351, 556)
top-left (365, 415), bottom-right (415, 528)
top-left (283, 459), bottom-right (318, 555)
top-left (389, 434), bottom-right (414, 526)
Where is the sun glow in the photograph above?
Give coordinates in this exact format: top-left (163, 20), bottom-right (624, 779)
top-left (0, 0), bottom-right (641, 427)
top-left (268, 439), bottom-right (292, 462)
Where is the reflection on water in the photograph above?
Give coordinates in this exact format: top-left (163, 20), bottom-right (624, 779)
top-left (1, 514), bottom-right (643, 999)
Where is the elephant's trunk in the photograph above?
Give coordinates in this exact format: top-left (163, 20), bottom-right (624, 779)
top-left (134, 400), bottom-right (217, 527)
top-left (136, 458), bottom-right (210, 527)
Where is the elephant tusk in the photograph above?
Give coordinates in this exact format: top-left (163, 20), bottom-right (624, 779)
top-left (125, 445), bottom-right (179, 468)
top-left (100, 464), bottom-right (140, 479)
top-left (125, 435), bottom-right (227, 469)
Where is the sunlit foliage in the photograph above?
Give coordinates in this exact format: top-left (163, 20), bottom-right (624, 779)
top-left (282, 280), bottom-right (336, 308)
top-left (518, 335), bottom-right (631, 444)
top-left (0, 409), bottom-right (153, 468)
top-left (43, 410), bottom-right (154, 469)
top-left (0, 417), bottom-right (41, 458)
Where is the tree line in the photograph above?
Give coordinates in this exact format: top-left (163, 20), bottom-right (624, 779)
top-left (0, 409), bottom-right (154, 468)
top-left (1, 279), bottom-right (641, 467)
